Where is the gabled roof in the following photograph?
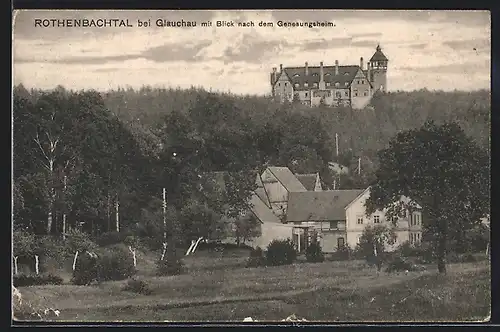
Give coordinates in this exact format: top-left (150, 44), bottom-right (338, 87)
top-left (286, 190), bottom-right (365, 222)
top-left (255, 173), bottom-right (271, 208)
top-left (295, 174), bottom-right (318, 191)
top-left (248, 193), bottom-right (281, 224)
top-left (266, 167), bottom-right (307, 192)
top-left (370, 45), bottom-right (388, 62)
top-left (279, 65), bottom-right (361, 91)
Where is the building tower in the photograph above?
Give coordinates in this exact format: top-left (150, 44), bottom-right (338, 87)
top-left (368, 44), bottom-right (388, 92)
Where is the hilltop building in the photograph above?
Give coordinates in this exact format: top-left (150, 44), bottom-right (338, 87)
top-left (270, 45), bottom-right (388, 109)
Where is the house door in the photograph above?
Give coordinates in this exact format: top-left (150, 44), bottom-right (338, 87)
top-left (337, 237), bottom-right (345, 249)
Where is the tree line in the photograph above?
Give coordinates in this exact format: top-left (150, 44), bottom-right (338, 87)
top-left (13, 84), bottom-right (490, 254)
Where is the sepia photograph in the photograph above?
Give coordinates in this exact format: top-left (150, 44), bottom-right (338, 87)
top-left (12, 9), bottom-right (490, 323)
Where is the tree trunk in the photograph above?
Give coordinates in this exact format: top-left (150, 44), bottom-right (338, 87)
top-left (115, 194), bottom-right (120, 232)
top-left (62, 175), bottom-right (67, 240)
top-left (437, 217), bottom-right (448, 274)
top-left (107, 192), bottom-right (111, 232)
top-left (47, 201), bottom-right (54, 235)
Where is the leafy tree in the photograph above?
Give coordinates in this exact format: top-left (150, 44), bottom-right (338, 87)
top-left (366, 121), bottom-right (490, 274)
top-left (356, 225), bottom-right (396, 272)
top-left (234, 213), bottom-right (261, 245)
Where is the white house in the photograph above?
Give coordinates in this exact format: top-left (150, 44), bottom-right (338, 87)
top-left (286, 187), bottom-right (423, 253)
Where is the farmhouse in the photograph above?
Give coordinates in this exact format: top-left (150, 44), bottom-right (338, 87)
top-left (286, 187), bottom-right (423, 253)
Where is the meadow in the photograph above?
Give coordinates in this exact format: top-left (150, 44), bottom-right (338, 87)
top-left (17, 248), bottom-right (490, 323)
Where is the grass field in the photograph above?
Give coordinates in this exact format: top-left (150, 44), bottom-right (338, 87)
top-left (17, 248), bottom-right (491, 323)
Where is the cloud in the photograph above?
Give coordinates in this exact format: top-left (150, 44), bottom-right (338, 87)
top-left (13, 10), bottom-right (491, 94)
top-left (442, 38), bottom-right (490, 51)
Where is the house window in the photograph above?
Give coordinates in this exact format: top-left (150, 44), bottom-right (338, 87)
top-left (354, 89), bottom-right (358, 97)
top-left (313, 83), bottom-right (318, 88)
top-left (361, 80), bottom-right (365, 84)
top-left (305, 92), bottom-right (308, 97)
top-left (285, 82), bottom-right (288, 86)
top-left (364, 91), bottom-right (368, 96)
top-left (357, 235), bottom-right (362, 244)
top-left (357, 80), bottom-right (360, 84)
top-left (330, 221), bottom-right (338, 229)
top-left (294, 222), bottom-right (301, 225)
top-left (335, 91), bottom-right (341, 98)
top-left (356, 215), bottom-right (364, 224)
top-left (278, 83), bottom-right (281, 87)
top-left (373, 215), bottom-right (380, 224)
top-left (304, 83), bottom-right (308, 87)
top-left (345, 91), bottom-right (349, 96)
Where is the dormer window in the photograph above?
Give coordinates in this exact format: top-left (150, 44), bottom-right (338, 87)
top-left (312, 73), bottom-right (319, 77)
top-left (326, 82), bottom-right (331, 87)
top-left (344, 82), bottom-right (349, 86)
top-left (313, 83), bottom-right (318, 88)
top-left (325, 73), bottom-right (331, 77)
top-left (293, 74), bottom-right (300, 78)
top-left (304, 83), bottom-right (309, 88)
top-left (335, 82), bottom-right (340, 88)
top-left (344, 72), bottom-right (349, 76)
top-left (294, 83), bottom-right (299, 88)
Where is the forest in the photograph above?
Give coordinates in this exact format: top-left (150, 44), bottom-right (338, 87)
top-left (13, 84), bottom-right (491, 249)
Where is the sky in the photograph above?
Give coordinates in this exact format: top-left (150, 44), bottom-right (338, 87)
top-left (13, 10), bottom-right (491, 95)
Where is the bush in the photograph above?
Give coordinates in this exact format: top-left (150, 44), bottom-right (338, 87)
top-left (246, 246), bottom-right (266, 268)
top-left (330, 245), bottom-right (352, 261)
top-left (96, 231), bottom-right (129, 247)
top-left (98, 244), bottom-right (137, 281)
top-left (305, 242), bottom-right (325, 263)
top-left (385, 256), bottom-right (415, 273)
top-left (121, 278), bottom-right (151, 295)
top-left (156, 258), bottom-right (186, 276)
top-left (266, 239), bottom-right (296, 266)
top-left (13, 273), bottom-right (63, 287)
top-left (71, 244), bottom-right (136, 285)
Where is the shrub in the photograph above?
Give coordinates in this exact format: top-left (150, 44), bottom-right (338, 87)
top-left (71, 244), bottom-right (136, 285)
top-left (266, 239), bottom-right (296, 266)
top-left (156, 258), bottom-right (186, 276)
top-left (246, 246), bottom-right (266, 268)
top-left (71, 250), bottom-right (100, 285)
top-left (305, 242), bottom-right (325, 263)
top-left (330, 245), bottom-right (352, 261)
top-left (385, 256), bottom-right (415, 273)
top-left (121, 278), bottom-right (151, 295)
top-left (13, 273), bottom-right (63, 287)
top-left (63, 229), bottom-right (98, 257)
top-left (96, 231), bottom-right (129, 247)
top-left (98, 244), bottom-right (137, 281)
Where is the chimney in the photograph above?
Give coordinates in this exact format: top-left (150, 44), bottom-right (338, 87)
top-left (335, 60), bottom-right (339, 75)
top-left (272, 67), bottom-right (277, 83)
top-left (305, 62), bottom-right (309, 75)
top-left (280, 64), bottom-right (283, 73)
top-left (320, 61), bottom-right (324, 82)
top-left (367, 61), bottom-right (371, 82)
top-left (360, 57), bottom-right (364, 70)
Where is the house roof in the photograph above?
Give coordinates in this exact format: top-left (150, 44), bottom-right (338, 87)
top-left (286, 190), bottom-right (365, 222)
top-left (370, 45), bottom-right (388, 62)
top-left (248, 193), bottom-right (281, 224)
top-left (295, 174), bottom-right (318, 191)
top-left (255, 173), bottom-right (271, 208)
top-left (266, 167), bottom-right (307, 192)
top-left (277, 65), bottom-right (361, 91)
